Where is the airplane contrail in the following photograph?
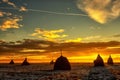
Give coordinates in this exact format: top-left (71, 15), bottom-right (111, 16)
top-left (0, 7), bottom-right (88, 16)
top-left (28, 9), bottom-right (88, 16)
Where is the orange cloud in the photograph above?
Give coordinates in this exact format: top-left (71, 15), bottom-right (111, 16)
top-left (0, 17), bottom-right (22, 31)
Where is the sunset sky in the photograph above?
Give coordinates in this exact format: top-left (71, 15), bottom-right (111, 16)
top-left (0, 0), bottom-right (120, 63)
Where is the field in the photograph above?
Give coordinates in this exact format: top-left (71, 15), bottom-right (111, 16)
top-left (0, 63), bottom-right (120, 80)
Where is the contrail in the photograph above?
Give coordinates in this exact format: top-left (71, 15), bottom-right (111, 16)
top-left (0, 7), bottom-right (88, 16)
top-left (28, 9), bottom-right (88, 16)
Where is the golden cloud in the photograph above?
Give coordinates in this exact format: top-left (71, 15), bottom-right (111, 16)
top-left (0, 11), bottom-right (4, 17)
top-left (20, 49), bottom-right (46, 53)
top-left (83, 36), bottom-right (101, 41)
top-left (77, 0), bottom-right (120, 24)
top-left (0, 17), bottom-right (22, 31)
top-left (19, 6), bottom-right (27, 12)
top-left (0, 0), bottom-right (26, 31)
top-left (31, 28), bottom-right (68, 42)
top-left (65, 38), bottom-right (82, 43)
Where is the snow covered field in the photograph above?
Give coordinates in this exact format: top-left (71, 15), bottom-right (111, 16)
top-left (0, 63), bottom-right (120, 80)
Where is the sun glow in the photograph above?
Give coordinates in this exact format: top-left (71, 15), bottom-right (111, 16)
top-left (1, 52), bottom-right (120, 63)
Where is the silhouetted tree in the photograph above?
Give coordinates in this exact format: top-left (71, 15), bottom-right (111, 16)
top-left (94, 54), bottom-right (104, 67)
top-left (107, 55), bottom-right (114, 65)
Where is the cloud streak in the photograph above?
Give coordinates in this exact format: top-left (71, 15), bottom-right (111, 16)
top-left (77, 0), bottom-right (120, 24)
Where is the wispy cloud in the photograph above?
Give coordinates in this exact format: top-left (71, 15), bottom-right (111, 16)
top-left (77, 0), bottom-right (120, 24)
top-left (65, 38), bottom-right (82, 43)
top-left (0, 11), bottom-right (4, 17)
top-left (83, 36), bottom-right (101, 41)
top-left (90, 26), bottom-right (101, 30)
top-left (20, 49), bottom-right (46, 53)
top-left (19, 6), bottom-right (27, 12)
top-left (0, 17), bottom-right (22, 31)
top-left (113, 34), bottom-right (120, 37)
top-left (0, 1), bottom-right (27, 31)
top-left (0, 11), bottom-right (12, 17)
top-left (2, 0), bottom-right (16, 8)
top-left (31, 28), bottom-right (67, 42)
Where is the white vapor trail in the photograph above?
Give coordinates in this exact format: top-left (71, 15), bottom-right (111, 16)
top-left (29, 9), bottom-right (87, 16)
top-left (0, 7), bottom-right (88, 16)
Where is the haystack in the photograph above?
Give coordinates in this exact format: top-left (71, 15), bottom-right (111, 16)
top-left (21, 58), bottom-right (30, 66)
top-left (107, 55), bottom-right (114, 65)
top-left (94, 54), bottom-right (104, 67)
top-left (54, 55), bottom-right (71, 70)
top-left (9, 59), bottom-right (14, 64)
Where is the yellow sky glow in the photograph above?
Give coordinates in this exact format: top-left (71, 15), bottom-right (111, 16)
top-left (0, 53), bottom-right (120, 63)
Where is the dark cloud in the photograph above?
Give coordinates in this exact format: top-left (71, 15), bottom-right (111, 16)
top-left (105, 48), bottom-right (120, 54)
top-left (113, 34), bottom-right (120, 37)
top-left (0, 39), bottom-right (120, 56)
top-left (0, 40), bottom-right (6, 44)
top-left (0, 39), bottom-right (57, 55)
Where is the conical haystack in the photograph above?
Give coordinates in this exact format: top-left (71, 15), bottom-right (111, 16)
top-left (21, 58), bottom-right (30, 66)
top-left (94, 54), bottom-right (104, 67)
top-left (9, 59), bottom-right (14, 64)
top-left (50, 60), bottom-right (54, 65)
top-left (54, 55), bottom-right (71, 70)
top-left (107, 55), bottom-right (114, 65)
